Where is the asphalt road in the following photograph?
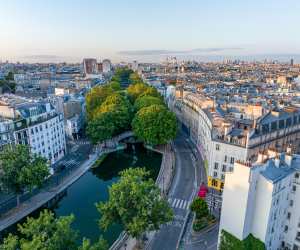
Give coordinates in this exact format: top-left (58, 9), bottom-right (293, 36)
top-left (150, 133), bottom-right (201, 250)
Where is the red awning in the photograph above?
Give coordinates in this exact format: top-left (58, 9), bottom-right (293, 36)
top-left (198, 184), bottom-right (208, 198)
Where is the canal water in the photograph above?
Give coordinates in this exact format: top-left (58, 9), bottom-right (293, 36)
top-left (52, 143), bottom-right (162, 246)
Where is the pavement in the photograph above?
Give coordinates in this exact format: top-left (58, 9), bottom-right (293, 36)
top-left (148, 132), bottom-right (202, 250)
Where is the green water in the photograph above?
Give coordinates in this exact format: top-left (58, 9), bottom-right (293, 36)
top-left (53, 143), bottom-right (162, 246)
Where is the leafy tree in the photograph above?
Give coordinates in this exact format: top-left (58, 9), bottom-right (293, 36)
top-left (0, 210), bottom-right (78, 250)
top-left (134, 95), bottom-right (164, 111)
top-left (0, 210), bottom-right (109, 250)
top-left (219, 230), bottom-right (265, 250)
top-left (127, 83), bottom-right (149, 102)
top-left (0, 145), bottom-right (49, 206)
top-left (86, 85), bottom-right (114, 120)
top-left (97, 168), bottom-right (173, 248)
top-left (129, 73), bottom-right (142, 84)
top-left (190, 197), bottom-right (209, 219)
top-left (139, 86), bottom-right (162, 100)
top-left (108, 81), bottom-right (121, 91)
top-left (86, 112), bottom-right (116, 144)
top-left (132, 104), bottom-right (177, 145)
top-left (79, 237), bottom-right (108, 250)
top-left (86, 92), bottom-right (133, 144)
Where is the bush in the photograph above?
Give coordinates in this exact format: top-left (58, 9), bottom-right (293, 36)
top-left (193, 217), bottom-right (208, 232)
top-left (190, 197), bottom-right (209, 219)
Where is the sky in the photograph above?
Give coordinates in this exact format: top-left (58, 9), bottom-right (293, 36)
top-left (0, 0), bottom-right (300, 63)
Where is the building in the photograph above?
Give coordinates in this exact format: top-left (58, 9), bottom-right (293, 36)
top-left (170, 91), bottom-right (300, 190)
top-left (0, 95), bottom-right (66, 165)
top-left (0, 118), bottom-right (14, 149)
top-left (102, 59), bottom-right (112, 73)
top-left (83, 58), bottom-right (97, 75)
top-left (219, 149), bottom-right (300, 250)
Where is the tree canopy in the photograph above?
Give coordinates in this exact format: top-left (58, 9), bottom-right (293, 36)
top-left (132, 104), bottom-right (177, 145)
top-left (134, 95), bottom-right (164, 111)
top-left (219, 230), bottom-right (265, 250)
top-left (0, 145), bottom-right (49, 203)
top-left (0, 210), bottom-right (108, 250)
top-left (190, 197), bottom-right (209, 219)
top-left (97, 168), bottom-right (173, 242)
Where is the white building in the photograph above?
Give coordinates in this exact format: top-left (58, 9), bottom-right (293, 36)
top-left (0, 95), bottom-right (66, 166)
top-left (102, 59), bottom-right (112, 73)
top-left (170, 91), bottom-right (300, 191)
top-left (219, 149), bottom-right (300, 250)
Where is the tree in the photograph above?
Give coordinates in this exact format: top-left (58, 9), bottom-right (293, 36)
top-left (0, 210), bottom-right (109, 250)
top-left (219, 230), bottom-right (265, 250)
top-left (129, 73), bottom-right (142, 84)
top-left (127, 83), bottom-right (149, 102)
top-left (132, 104), bottom-right (177, 145)
top-left (108, 81), bottom-right (121, 91)
top-left (0, 145), bottom-right (49, 206)
top-left (86, 112), bottom-right (116, 144)
top-left (97, 168), bottom-right (173, 248)
top-left (86, 85), bottom-right (114, 120)
top-left (0, 210), bottom-right (78, 250)
top-left (190, 197), bottom-right (209, 219)
top-left (79, 237), bottom-right (108, 250)
top-left (139, 86), bottom-right (162, 100)
top-left (134, 95), bottom-right (164, 111)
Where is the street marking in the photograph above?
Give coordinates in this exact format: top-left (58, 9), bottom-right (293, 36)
top-left (172, 198), bottom-right (178, 207)
top-left (169, 198), bottom-right (190, 210)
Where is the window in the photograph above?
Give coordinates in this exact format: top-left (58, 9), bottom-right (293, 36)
top-left (31, 128), bottom-right (34, 135)
top-left (286, 118), bottom-right (292, 127)
top-left (295, 173), bottom-right (300, 179)
top-left (216, 144), bottom-right (220, 151)
top-left (279, 120), bottom-right (285, 129)
top-left (224, 155), bottom-right (227, 162)
top-left (213, 171), bottom-right (218, 177)
top-left (222, 165), bottom-right (227, 172)
top-left (284, 225), bottom-right (288, 232)
top-left (230, 157), bottom-right (234, 164)
top-left (214, 162), bottom-right (219, 170)
top-left (271, 121), bottom-right (277, 131)
top-left (287, 212), bottom-right (291, 220)
top-left (293, 185), bottom-right (297, 192)
top-left (290, 200), bottom-right (294, 207)
top-left (221, 174), bottom-right (225, 180)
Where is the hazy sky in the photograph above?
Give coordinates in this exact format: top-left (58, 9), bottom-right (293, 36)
top-left (0, 0), bottom-right (300, 62)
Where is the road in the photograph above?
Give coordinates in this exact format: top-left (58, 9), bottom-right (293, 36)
top-left (150, 132), bottom-right (203, 250)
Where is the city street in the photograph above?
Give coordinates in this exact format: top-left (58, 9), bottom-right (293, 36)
top-left (150, 132), bottom-right (203, 250)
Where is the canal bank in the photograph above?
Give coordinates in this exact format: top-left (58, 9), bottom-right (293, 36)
top-left (0, 142), bottom-right (163, 247)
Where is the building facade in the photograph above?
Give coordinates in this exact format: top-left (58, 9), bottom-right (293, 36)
top-left (219, 149), bottom-right (300, 250)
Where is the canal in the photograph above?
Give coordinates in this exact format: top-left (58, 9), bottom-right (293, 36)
top-left (52, 143), bottom-right (162, 246)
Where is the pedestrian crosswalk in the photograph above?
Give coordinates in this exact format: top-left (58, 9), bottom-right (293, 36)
top-left (168, 197), bottom-right (190, 210)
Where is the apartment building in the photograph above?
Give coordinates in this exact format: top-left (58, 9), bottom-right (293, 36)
top-left (170, 91), bottom-right (300, 190)
top-left (0, 95), bottom-right (66, 165)
top-left (219, 149), bottom-right (300, 250)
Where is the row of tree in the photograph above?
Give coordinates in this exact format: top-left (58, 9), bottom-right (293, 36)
top-left (0, 168), bottom-right (173, 250)
top-left (86, 68), bottom-right (177, 145)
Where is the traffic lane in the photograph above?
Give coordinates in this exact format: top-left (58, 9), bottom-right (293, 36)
top-left (150, 208), bottom-right (187, 250)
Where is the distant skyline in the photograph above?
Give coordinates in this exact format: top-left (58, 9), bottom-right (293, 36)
top-left (0, 0), bottom-right (300, 63)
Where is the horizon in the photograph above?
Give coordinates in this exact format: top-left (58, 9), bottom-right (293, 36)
top-left (1, 0), bottom-right (300, 63)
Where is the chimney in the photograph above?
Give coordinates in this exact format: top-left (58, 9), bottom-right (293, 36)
top-left (284, 154), bottom-right (293, 167)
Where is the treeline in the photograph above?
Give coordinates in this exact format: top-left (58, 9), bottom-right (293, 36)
top-left (86, 68), bottom-right (177, 145)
